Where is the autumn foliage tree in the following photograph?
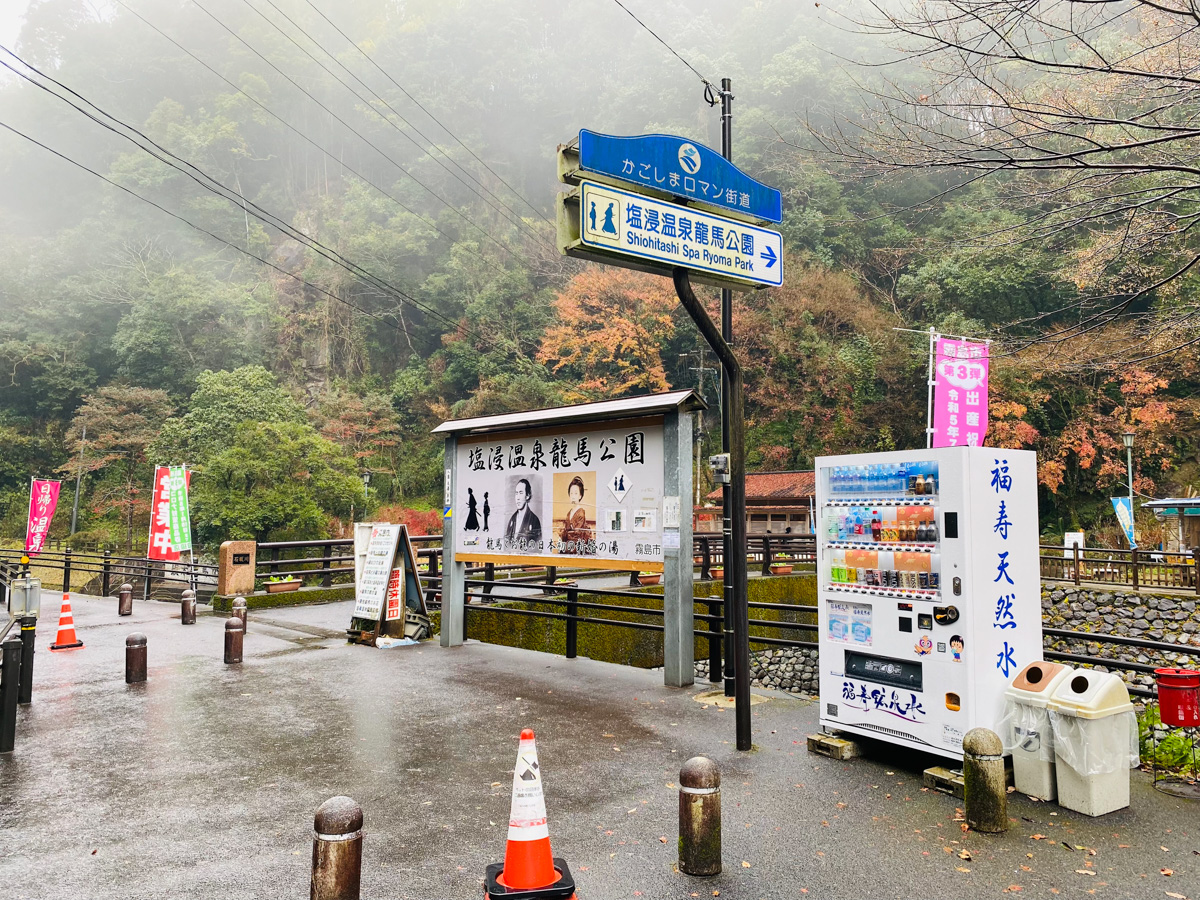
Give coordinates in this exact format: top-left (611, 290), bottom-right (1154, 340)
top-left (538, 267), bottom-right (680, 399)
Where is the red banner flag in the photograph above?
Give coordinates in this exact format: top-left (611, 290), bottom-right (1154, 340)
top-left (25, 479), bottom-right (62, 557)
top-left (147, 466), bottom-right (192, 560)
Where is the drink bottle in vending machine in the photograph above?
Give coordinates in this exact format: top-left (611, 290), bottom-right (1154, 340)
top-left (816, 447), bottom-right (1041, 759)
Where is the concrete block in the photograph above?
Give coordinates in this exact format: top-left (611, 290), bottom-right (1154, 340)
top-left (807, 733), bottom-right (860, 760)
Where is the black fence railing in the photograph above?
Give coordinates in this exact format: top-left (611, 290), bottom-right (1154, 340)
top-left (0, 548), bottom-right (217, 601)
top-left (1041, 544), bottom-right (1200, 593)
top-left (461, 577), bottom-right (817, 676)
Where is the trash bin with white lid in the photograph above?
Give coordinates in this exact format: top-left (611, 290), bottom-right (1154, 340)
top-left (1000, 661), bottom-right (1075, 801)
top-left (1047, 670), bottom-right (1139, 816)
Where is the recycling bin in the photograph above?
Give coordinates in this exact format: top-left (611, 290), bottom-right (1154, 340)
top-left (1154, 668), bottom-right (1200, 727)
top-left (1047, 671), bottom-right (1138, 816)
top-left (1002, 661), bottom-right (1074, 801)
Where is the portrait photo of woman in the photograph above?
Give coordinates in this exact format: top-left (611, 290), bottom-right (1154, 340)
top-left (553, 471), bottom-right (596, 554)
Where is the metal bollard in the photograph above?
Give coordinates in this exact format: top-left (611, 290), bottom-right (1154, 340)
top-left (0, 632), bottom-right (23, 753)
top-left (224, 617), bottom-right (244, 664)
top-left (118, 582), bottom-right (133, 617)
top-left (678, 756), bottom-right (721, 876)
top-left (125, 633), bottom-right (147, 684)
top-left (963, 727), bottom-right (1008, 833)
top-left (232, 596), bottom-right (247, 632)
top-left (311, 796), bottom-right (363, 900)
top-left (181, 589), bottom-right (197, 625)
top-left (17, 615), bottom-right (36, 705)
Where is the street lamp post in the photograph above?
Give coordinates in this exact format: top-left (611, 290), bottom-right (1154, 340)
top-left (1123, 431), bottom-right (1135, 547)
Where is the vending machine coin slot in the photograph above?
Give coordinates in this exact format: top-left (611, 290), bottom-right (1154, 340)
top-left (934, 605), bottom-right (959, 625)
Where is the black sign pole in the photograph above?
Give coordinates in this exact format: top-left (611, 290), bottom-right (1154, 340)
top-left (719, 77), bottom-right (737, 700)
top-left (673, 266), bottom-right (751, 752)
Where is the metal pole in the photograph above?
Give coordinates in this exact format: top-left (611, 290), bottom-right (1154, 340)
top-left (1126, 443), bottom-right (1135, 548)
top-left (719, 76), bottom-right (736, 699)
top-left (674, 267), bottom-right (751, 751)
top-left (17, 616), bottom-right (35, 705)
top-left (925, 327), bottom-right (936, 449)
top-left (70, 426), bottom-right (86, 536)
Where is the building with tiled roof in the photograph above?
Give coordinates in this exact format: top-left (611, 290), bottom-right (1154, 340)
top-left (696, 470), bottom-right (815, 534)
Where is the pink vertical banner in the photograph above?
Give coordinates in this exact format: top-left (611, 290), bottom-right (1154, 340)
top-left (932, 338), bottom-right (989, 447)
top-left (25, 479), bottom-right (62, 557)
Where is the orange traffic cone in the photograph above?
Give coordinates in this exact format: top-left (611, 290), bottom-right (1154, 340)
top-left (49, 593), bottom-right (84, 651)
top-left (485, 728), bottom-right (576, 899)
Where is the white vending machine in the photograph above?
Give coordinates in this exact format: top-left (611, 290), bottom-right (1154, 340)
top-left (816, 447), bottom-right (1040, 760)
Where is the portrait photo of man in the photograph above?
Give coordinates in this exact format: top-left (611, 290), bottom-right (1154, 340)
top-left (504, 477), bottom-right (542, 546)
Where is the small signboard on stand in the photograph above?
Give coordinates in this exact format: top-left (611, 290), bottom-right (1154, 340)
top-left (348, 523), bottom-right (427, 646)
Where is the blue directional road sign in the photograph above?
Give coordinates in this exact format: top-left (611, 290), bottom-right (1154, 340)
top-left (576, 130), bottom-right (782, 224)
top-left (576, 181), bottom-right (783, 289)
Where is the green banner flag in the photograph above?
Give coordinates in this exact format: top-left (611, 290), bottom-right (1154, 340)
top-left (167, 465), bottom-right (192, 552)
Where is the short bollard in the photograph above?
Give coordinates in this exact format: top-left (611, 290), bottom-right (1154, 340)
top-left (181, 589), bottom-right (197, 625)
top-left (679, 756), bottom-right (721, 876)
top-left (125, 633), bottom-right (147, 684)
top-left (224, 617), bottom-right (244, 664)
top-left (232, 596), bottom-right (247, 632)
top-left (118, 582), bottom-right (133, 617)
top-left (963, 727), bottom-right (1008, 834)
top-left (311, 796), bottom-right (363, 900)
top-left (0, 632), bottom-right (23, 753)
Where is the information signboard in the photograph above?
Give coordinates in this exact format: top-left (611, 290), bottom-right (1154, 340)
top-left (569, 181), bottom-right (782, 289)
top-left (453, 417), bottom-right (668, 570)
top-left (354, 523), bottom-right (402, 619)
top-left (573, 130), bottom-right (782, 224)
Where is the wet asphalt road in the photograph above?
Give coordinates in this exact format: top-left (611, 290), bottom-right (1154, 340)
top-left (0, 594), bottom-right (1195, 899)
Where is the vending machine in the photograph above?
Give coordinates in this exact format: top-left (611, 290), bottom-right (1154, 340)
top-left (816, 447), bottom-right (1040, 760)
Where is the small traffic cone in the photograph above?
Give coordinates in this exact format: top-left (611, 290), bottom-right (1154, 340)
top-left (484, 728), bottom-right (576, 899)
top-left (49, 593), bottom-right (84, 651)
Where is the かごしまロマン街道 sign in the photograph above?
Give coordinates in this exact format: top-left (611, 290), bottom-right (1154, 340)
top-left (572, 130), bottom-right (782, 224)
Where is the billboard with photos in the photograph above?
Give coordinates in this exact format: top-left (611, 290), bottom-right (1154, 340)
top-left (454, 418), bottom-right (666, 569)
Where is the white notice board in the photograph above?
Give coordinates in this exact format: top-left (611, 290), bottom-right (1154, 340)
top-left (354, 523), bottom-right (401, 619)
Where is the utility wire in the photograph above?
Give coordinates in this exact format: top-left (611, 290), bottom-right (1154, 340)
top-left (190, 0), bottom-right (526, 265)
top-left (112, 0), bottom-right (506, 279)
top-left (0, 46), bottom-right (476, 342)
top-left (608, 0), bottom-right (716, 90)
top-left (247, 0), bottom-right (551, 245)
top-left (0, 119), bottom-right (417, 340)
top-left (300, 0), bottom-right (553, 226)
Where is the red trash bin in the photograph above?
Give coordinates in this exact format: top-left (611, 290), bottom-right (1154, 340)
top-left (1154, 668), bottom-right (1200, 727)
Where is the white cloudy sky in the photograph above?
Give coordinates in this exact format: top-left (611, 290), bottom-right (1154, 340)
top-left (1, 1), bottom-right (31, 49)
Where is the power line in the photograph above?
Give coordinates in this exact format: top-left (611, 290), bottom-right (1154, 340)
top-left (189, 0), bottom-right (528, 265)
top-left (0, 119), bottom-right (417, 340)
top-left (0, 45), bottom-right (475, 342)
top-left (300, 0), bottom-right (553, 227)
top-left (112, 0), bottom-right (506, 279)
top-left (246, 0), bottom-right (551, 245)
top-left (608, 0), bottom-right (716, 90)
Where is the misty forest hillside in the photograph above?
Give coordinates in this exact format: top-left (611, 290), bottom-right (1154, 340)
top-left (0, 0), bottom-right (1196, 547)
